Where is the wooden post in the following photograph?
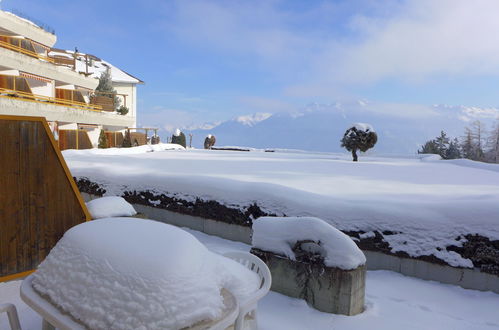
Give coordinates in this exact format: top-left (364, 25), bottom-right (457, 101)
top-left (189, 134), bottom-right (193, 148)
top-left (76, 125), bottom-right (79, 150)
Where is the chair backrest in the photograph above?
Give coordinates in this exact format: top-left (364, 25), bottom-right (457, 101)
top-left (223, 251), bottom-right (272, 302)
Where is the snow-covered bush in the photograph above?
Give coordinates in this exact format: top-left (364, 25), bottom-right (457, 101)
top-left (252, 217), bottom-right (366, 270)
top-left (340, 123), bottom-right (377, 161)
top-left (85, 196), bottom-right (136, 219)
top-left (204, 134), bottom-right (216, 149)
top-left (171, 128), bottom-right (186, 148)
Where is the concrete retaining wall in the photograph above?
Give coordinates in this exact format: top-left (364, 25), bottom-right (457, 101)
top-left (81, 193), bottom-right (499, 294)
top-left (252, 249), bottom-right (365, 315)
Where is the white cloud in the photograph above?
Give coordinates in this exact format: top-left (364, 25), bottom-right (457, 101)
top-left (160, 0), bottom-right (499, 88)
top-left (329, 0), bottom-right (499, 83)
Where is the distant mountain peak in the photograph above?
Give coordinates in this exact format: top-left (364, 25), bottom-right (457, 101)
top-left (234, 112), bottom-right (272, 126)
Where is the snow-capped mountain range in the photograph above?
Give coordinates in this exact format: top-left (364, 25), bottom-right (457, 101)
top-left (185, 101), bottom-right (499, 154)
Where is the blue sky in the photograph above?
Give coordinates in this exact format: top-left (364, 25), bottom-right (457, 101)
top-left (3, 0), bottom-right (499, 132)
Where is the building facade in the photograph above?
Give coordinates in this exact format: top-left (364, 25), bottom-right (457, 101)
top-left (0, 10), bottom-right (144, 149)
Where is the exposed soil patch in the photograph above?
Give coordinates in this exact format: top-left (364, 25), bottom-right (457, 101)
top-left (447, 235), bottom-right (499, 275)
top-left (75, 177), bottom-right (106, 196)
top-left (75, 177), bottom-right (274, 227)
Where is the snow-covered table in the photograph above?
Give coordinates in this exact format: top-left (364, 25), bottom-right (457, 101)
top-left (23, 218), bottom-right (260, 329)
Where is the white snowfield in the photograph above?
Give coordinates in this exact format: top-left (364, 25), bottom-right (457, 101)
top-left (252, 217), bottom-right (366, 270)
top-left (63, 148), bottom-right (499, 268)
top-left (32, 218), bottom-right (260, 330)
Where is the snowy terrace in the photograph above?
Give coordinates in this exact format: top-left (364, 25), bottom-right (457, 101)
top-left (63, 146), bottom-right (499, 270)
top-left (2, 228), bottom-right (499, 330)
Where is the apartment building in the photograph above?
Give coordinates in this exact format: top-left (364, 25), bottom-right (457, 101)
top-left (0, 10), bottom-right (145, 149)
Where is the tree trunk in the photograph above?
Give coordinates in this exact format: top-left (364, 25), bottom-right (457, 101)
top-left (352, 149), bottom-right (358, 162)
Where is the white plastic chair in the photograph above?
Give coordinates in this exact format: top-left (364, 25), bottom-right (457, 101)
top-left (0, 303), bottom-right (22, 330)
top-left (223, 251), bottom-right (272, 330)
top-left (21, 274), bottom-right (239, 330)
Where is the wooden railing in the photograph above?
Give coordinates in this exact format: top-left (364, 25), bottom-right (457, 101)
top-left (0, 39), bottom-right (55, 63)
top-left (0, 87), bottom-right (103, 111)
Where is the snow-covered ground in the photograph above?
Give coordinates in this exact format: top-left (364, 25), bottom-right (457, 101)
top-left (2, 227), bottom-right (499, 330)
top-left (63, 147), bottom-right (499, 268)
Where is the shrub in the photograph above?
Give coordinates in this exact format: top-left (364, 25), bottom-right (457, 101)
top-left (117, 106), bottom-right (129, 115)
top-left (122, 130), bottom-right (132, 148)
top-left (171, 129), bottom-right (186, 148)
top-left (204, 134), bottom-right (216, 149)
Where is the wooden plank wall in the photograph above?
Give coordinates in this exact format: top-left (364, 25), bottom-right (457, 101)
top-left (0, 116), bottom-right (90, 281)
top-left (105, 131), bottom-right (123, 148)
top-left (58, 129), bottom-right (93, 150)
top-left (130, 132), bottom-right (147, 146)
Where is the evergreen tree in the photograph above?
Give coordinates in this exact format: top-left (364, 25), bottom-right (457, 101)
top-left (171, 129), bottom-right (186, 148)
top-left (445, 138), bottom-right (461, 159)
top-left (95, 68), bottom-right (121, 110)
top-left (98, 129), bottom-right (108, 148)
top-left (122, 129), bottom-right (132, 148)
top-left (461, 128), bottom-right (475, 160)
top-left (435, 131), bottom-right (450, 156)
top-left (340, 124), bottom-right (377, 161)
top-left (418, 139), bottom-right (439, 155)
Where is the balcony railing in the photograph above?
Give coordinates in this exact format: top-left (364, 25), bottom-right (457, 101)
top-left (0, 87), bottom-right (103, 111)
top-left (0, 38), bottom-right (55, 63)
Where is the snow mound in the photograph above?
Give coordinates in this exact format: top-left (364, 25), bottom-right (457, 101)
top-left (62, 143), bottom-right (184, 157)
top-left (85, 196), bottom-right (136, 219)
top-left (252, 217), bottom-right (366, 270)
top-left (353, 123), bottom-right (375, 132)
top-left (32, 218), bottom-right (259, 330)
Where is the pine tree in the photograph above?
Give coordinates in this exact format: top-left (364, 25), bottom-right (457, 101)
top-left (122, 129), bottom-right (132, 148)
top-left (461, 128), bottom-right (475, 160)
top-left (418, 139), bottom-right (439, 155)
top-left (340, 124), bottom-right (377, 161)
top-left (98, 129), bottom-right (108, 148)
top-left (95, 68), bottom-right (121, 110)
top-left (435, 131), bottom-right (450, 156)
top-left (445, 138), bottom-right (461, 159)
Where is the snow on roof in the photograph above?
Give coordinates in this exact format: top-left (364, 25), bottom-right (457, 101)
top-left (252, 217), bottom-right (366, 270)
top-left (353, 123), bottom-right (375, 132)
top-left (32, 218), bottom-right (259, 329)
top-left (3, 11), bottom-right (40, 29)
top-left (85, 196), bottom-right (136, 219)
top-left (48, 49), bottom-right (143, 84)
